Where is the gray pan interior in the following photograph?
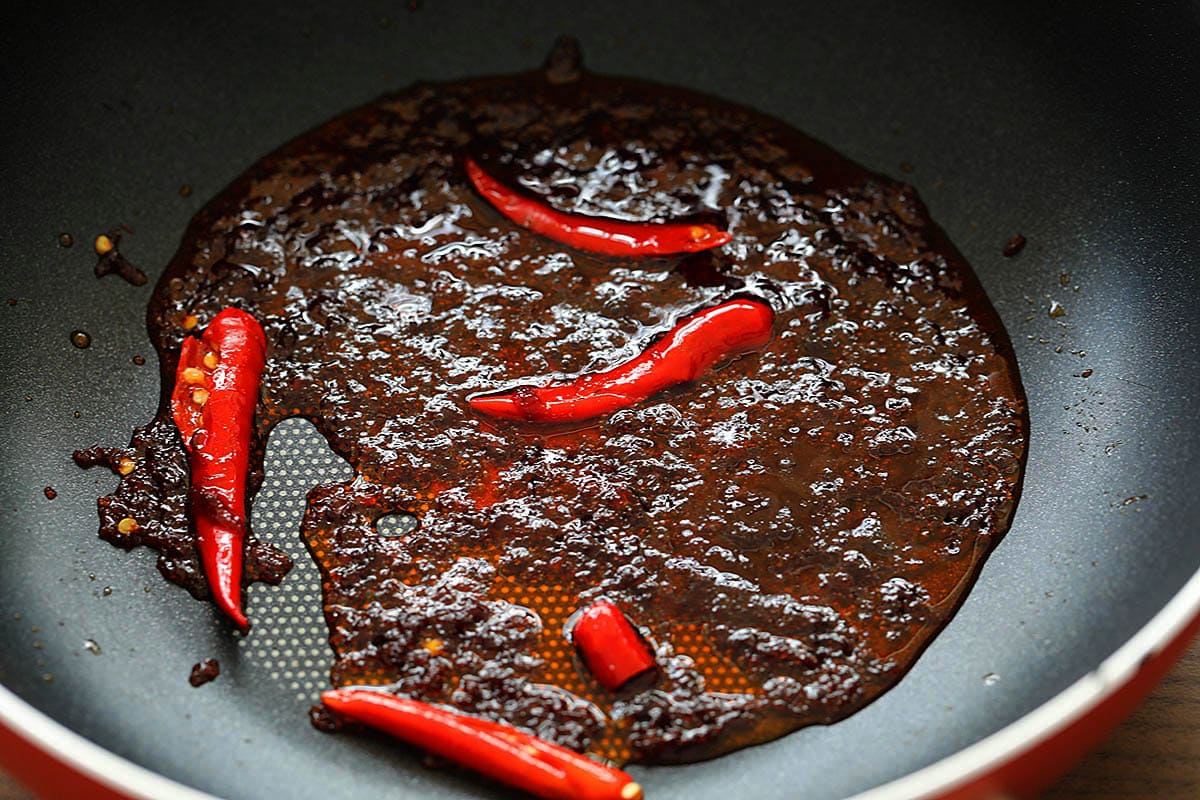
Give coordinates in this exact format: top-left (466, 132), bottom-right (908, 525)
top-left (1, 2), bottom-right (1198, 799)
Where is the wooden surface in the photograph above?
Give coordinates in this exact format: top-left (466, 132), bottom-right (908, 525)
top-left (1, 640), bottom-right (1197, 799)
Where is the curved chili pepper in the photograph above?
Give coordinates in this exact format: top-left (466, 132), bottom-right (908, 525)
top-left (321, 689), bottom-right (642, 800)
top-left (469, 297), bottom-right (774, 423)
top-left (571, 600), bottom-right (657, 692)
top-left (170, 308), bottom-right (267, 632)
top-left (465, 157), bottom-right (731, 257)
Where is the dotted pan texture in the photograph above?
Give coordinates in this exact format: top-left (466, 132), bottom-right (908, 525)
top-left (239, 417), bottom-right (353, 701)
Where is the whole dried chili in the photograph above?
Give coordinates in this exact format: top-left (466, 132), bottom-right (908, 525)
top-left (571, 600), bottom-right (657, 692)
top-left (170, 308), bottom-right (267, 631)
top-left (465, 157), bottom-right (731, 257)
top-left (469, 297), bottom-right (775, 423)
top-left (320, 689), bottom-right (643, 800)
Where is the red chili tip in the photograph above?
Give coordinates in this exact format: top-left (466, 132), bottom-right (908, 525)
top-left (687, 225), bottom-right (733, 251)
top-left (467, 393), bottom-right (525, 421)
top-left (222, 603), bottom-right (250, 633)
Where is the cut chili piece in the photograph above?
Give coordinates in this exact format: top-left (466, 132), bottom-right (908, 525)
top-left (571, 600), bottom-right (657, 692)
top-left (469, 297), bottom-right (774, 424)
top-left (169, 308), bottom-right (267, 632)
top-left (320, 689), bottom-right (642, 800)
top-left (465, 157), bottom-right (731, 257)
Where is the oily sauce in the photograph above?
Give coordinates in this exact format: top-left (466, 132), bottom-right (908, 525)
top-left (81, 47), bottom-right (1027, 765)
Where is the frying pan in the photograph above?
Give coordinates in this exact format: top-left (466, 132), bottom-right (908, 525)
top-left (1, 2), bottom-right (1197, 798)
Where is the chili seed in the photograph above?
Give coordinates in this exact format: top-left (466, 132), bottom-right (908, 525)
top-left (117, 458), bottom-right (136, 476)
top-left (94, 235), bottom-right (114, 256)
top-left (181, 367), bottom-right (206, 384)
top-left (203, 351), bottom-right (219, 369)
top-left (182, 314), bottom-right (199, 330)
top-left (191, 388), bottom-right (210, 405)
top-left (116, 517), bottom-right (139, 534)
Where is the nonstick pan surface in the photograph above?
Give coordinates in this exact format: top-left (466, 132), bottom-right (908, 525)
top-left (1, 2), bottom-right (1198, 799)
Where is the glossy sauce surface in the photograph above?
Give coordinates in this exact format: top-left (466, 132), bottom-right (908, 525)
top-left (82, 49), bottom-right (1027, 765)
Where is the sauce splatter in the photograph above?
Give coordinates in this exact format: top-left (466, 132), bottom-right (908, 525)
top-left (189, 658), bottom-right (220, 687)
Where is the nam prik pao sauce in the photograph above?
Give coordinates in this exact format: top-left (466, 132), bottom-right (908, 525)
top-left (81, 45), bottom-right (1027, 766)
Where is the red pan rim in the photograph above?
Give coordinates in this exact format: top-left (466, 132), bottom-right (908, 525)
top-left (2, 564), bottom-right (1199, 800)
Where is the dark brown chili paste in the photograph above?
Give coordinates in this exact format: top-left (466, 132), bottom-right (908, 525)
top-left (83, 47), bottom-right (1027, 765)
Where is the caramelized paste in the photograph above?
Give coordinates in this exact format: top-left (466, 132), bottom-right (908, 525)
top-left (81, 45), bottom-right (1027, 765)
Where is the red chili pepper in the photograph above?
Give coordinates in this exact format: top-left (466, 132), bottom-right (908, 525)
top-left (170, 308), bottom-right (267, 632)
top-left (465, 157), bottom-right (731, 257)
top-left (571, 600), bottom-right (657, 692)
top-left (469, 298), bottom-right (774, 423)
top-left (320, 689), bottom-right (643, 800)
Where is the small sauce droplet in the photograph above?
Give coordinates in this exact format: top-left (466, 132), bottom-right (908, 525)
top-left (132, 354), bottom-right (146, 366)
top-left (1003, 235), bottom-right (1027, 257)
top-left (43, 486), bottom-right (57, 500)
top-left (1048, 300), bottom-right (1066, 319)
top-left (83, 639), bottom-right (102, 655)
top-left (544, 35), bottom-right (583, 84)
top-left (58, 233), bottom-right (74, 248)
top-left (982, 672), bottom-right (1000, 686)
top-left (189, 658), bottom-right (221, 687)
top-left (70, 330), bottom-right (92, 349)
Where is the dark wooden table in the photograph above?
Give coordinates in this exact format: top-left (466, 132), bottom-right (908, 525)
top-left (2, 641), bottom-right (1197, 799)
